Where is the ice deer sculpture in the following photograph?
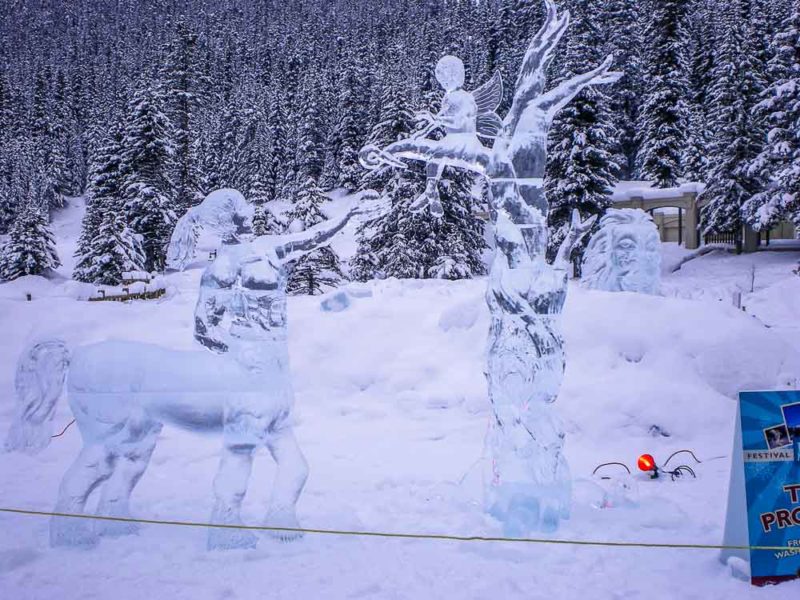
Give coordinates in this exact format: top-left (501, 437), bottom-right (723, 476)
top-left (5, 190), bottom-right (378, 550)
top-left (360, 0), bottom-right (621, 533)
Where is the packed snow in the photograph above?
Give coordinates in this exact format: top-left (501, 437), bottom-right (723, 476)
top-left (0, 196), bottom-right (799, 598)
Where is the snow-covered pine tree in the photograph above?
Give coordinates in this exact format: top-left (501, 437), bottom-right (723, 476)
top-left (701, 1), bottom-right (767, 241)
top-left (248, 158), bottom-right (274, 208)
top-left (681, 0), bottom-right (715, 182)
top-left (637, 0), bottom-right (690, 186)
top-left (287, 175), bottom-right (326, 231)
top-left (742, 6), bottom-right (800, 232)
top-left (120, 80), bottom-right (176, 272)
top-left (360, 63), bottom-right (415, 193)
top-left (326, 54), bottom-right (368, 192)
top-left (251, 204), bottom-right (281, 236)
top-left (294, 75), bottom-right (326, 187)
top-left (599, 0), bottom-right (643, 179)
top-left (264, 89), bottom-right (288, 202)
top-left (287, 246), bottom-right (345, 296)
top-left (46, 68), bottom-right (71, 207)
top-left (159, 19), bottom-right (208, 215)
top-left (546, 0), bottom-right (620, 269)
top-left (64, 64), bottom-right (90, 196)
top-left (285, 174), bottom-right (347, 292)
top-left (431, 167), bottom-right (487, 280)
top-left (0, 70), bottom-right (13, 150)
top-left (74, 125), bottom-right (145, 284)
top-left (0, 176), bottom-right (60, 280)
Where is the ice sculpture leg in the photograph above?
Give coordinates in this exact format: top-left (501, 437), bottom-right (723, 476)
top-left (409, 162), bottom-right (444, 218)
top-left (208, 442), bottom-right (258, 550)
top-left (264, 427), bottom-right (309, 541)
top-left (95, 420), bottom-right (162, 537)
top-left (51, 444), bottom-right (114, 547)
top-left (486, 399), bottom-right (571, 535)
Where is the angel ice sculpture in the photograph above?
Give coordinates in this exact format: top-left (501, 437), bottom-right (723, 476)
top-left (5, 189), bottom-right (379, 550)
top-left (409, 56), bottom-right (503, 217)
top-left (360, 0), bottom-right (620, 533)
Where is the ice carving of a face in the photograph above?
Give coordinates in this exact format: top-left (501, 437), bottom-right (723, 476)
top-left (435, 55), bottom-right (465, 92)
top-left (582, 209), bottom-right (661, 295)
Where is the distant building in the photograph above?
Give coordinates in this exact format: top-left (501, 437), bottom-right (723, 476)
top-left (611, 182), bottom-right (798, 253)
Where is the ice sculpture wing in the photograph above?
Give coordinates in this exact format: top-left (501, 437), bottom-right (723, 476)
top-left (472, 71), bottom-right (503, 139)
top-left (476, 113), bottom-right (503, 139)
top-left (473, 71), bottom-right (503, 114)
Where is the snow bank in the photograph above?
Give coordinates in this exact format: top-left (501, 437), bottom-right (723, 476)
top-left (1, 193), bottom-right (799, 599)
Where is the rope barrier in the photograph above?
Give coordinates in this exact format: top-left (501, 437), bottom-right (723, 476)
top-left (51, 419), bottom-right (76, 439)
top-left (0, 507), bottom-right (791, 552)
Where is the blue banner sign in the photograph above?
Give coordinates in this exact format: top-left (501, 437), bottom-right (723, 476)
top-left (739, 390), bottom-right (800, 586)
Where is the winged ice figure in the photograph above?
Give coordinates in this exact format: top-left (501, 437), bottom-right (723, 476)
top-left (409, 55), bottom-right (503, 218)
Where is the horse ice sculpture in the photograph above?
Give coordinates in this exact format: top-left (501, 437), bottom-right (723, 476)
top-left (4, 191), bottom-right (375, 550)
top-left (582, 208), bottom-right (661, 295)
top-left (360, 0), bottom-right (620, 533)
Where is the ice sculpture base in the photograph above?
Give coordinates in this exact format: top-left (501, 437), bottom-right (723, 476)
top-left (487, 481), bottom-right (571, 536)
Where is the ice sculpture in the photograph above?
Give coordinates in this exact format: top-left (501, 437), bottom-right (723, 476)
top-left (166, 188), bottom-right (254, 271)
top-left (582, 208), bottom-right (661, 295)
top-left (409, 56), bottom-right (503, 217)
top-left (360, 0), bottom-right (620, 533)
top-left (5, 192), bottom-right (377, 550)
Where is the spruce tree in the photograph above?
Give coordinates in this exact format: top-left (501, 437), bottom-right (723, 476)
top-left (121, 80), bottom-right (176, 272)
top-left (701, 2), bottom-right (766, 239)
top-left (265, 90), bottom-right (288, 202)
top-left (251, 204), bottom-right (281, 236)
top-left (743, 7), bottom-right (800, 231)
top-left (600, 0), bottom-right (644, 179)
top-left (287, 176), bottom-right (326, 231)
top-left (681, 0), bottom-right (715, 182)
top-left (285, 174), bottom-right (346, 292)
top-left (360, 69), bottom-right (415, 193)
top-left (74, 126), bottom-right (145, 284)
top-left (637, 0), bottom-right (690, 186)
top-left (294, 76), bottom-right (326, 186)
top-left (0, 178), bottom-right (60, 280)
top-left (327, 55), bottom-right (368, 191)
top-left (287, 246), bottom-right (345, 296)
top-left (353, 72), bottom-right (486, 281)
top-left (159, 19), bottom-right (208, 215)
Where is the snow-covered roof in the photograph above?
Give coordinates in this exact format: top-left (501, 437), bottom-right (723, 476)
top-left (611, 181), bottom-right (706, 203)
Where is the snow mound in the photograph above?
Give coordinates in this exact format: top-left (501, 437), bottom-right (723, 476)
top-left (562, 287), bottom-right (797, 447)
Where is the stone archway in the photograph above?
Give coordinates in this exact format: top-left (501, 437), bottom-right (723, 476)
top-left (612, 187), bottom-right (702, 250)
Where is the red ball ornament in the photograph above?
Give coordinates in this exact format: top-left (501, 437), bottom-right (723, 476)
top-left (637, 453), bottom-right (656, 472)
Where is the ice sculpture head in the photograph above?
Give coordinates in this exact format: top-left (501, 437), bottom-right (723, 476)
top-left (435, 55), bottom-right (465, 92)
top-left (167, 189), bottom-right (255, 272)
top-left (582, 208), bottom-right (661, 295)
top-left (194, 245), bottom-right (288, 358)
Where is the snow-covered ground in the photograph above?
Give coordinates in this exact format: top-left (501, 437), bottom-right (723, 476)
top-left (1, 198), bottom-right (799, 599)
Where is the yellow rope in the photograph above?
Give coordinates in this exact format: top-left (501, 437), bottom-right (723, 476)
top-left (0, 507), bottom-right (790, 552)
